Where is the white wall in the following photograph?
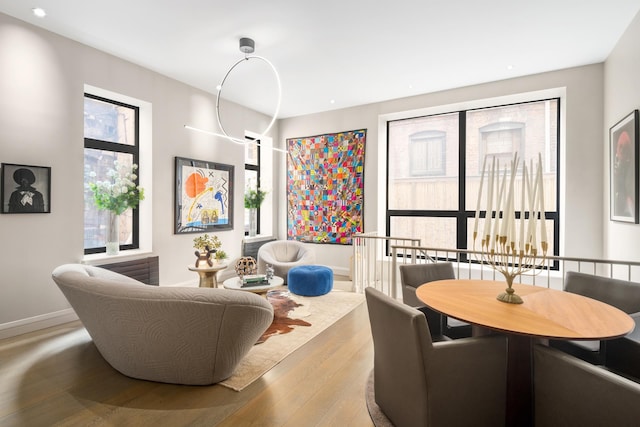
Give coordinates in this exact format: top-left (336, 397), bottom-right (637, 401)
top-left (2, 8), bottom-right (637, 338)
top-left (0, 13), bottom-right (276, 335)
top-left (604, 11), bottom-right (640, 262)
top-left (279, 64), bottom-right (605, 272)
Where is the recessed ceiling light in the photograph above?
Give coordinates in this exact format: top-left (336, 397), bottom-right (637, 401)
top-left (330, 99), bottom-right (335, 104)
top-left (507, 65), bottom-right (514, 70)
top-left (32, 8), bottom-right (46, 18)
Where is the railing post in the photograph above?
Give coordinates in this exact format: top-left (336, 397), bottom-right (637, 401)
top-left (391, 246), bottom-right (398, 299)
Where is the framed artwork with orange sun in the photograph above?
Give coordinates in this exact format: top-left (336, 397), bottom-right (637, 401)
top-left (175, 156), bottom-right (234, 234)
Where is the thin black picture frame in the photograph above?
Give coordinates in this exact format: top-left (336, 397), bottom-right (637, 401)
top-left (1, 163), bottom-right (51, 214)
top-left (174, 156), bottom-right (234, 234)
top-left (610, 110), bottom-right (640, 223)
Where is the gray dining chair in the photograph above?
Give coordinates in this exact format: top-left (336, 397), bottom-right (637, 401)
top-left (399, 262), bottom-right (472, 339)
top-left (365, 287), bottom-right (507, 427)
top-left (550, 271), bottom-right (640, 367)
top-left (534, 344), bottom-right (640, 426)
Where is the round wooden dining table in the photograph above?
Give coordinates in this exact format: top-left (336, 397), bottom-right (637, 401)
top-left (416, 279), bottom-right (635, 427)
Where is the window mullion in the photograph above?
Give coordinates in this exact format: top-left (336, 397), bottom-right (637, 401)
top-left (457, 111), bottom-right (467, 250)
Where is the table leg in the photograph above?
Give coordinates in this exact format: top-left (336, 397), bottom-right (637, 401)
top-left (212, 272), bottom-right (219, 288)
top-left (198, 272), bottom-right (215, 288)
top-left (506, 334), bottom-right (533, 427)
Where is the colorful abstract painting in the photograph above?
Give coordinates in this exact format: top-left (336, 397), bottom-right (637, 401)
top-left (175, 157), bottom-right (234, 233)
top-left (287, 129), bottom-right (366, 244)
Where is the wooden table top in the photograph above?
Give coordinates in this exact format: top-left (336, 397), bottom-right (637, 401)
top-left (416, 279), bottom-right (635, 340)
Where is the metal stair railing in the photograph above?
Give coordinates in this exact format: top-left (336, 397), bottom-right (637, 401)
top-left (352, 232), bottom-right (420, 295)
top-left (352, 233), bottom-right (640, 299)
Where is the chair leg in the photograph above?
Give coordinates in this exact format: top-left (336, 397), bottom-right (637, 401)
top-left (417, 307), bottom-right (443, 337)
top-left (606, 338), bottom-right (640, 381)
top-left (443, 320), bottom-right (473, 339)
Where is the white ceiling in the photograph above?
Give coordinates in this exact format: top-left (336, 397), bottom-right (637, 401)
top-left (1, 1), bottom-right (639, 118)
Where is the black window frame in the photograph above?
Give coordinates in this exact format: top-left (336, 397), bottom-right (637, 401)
top-left (245, 137), bottom-right (261, 236)
top-left (83, 93), bottom-right (141, 254)
top-left (386, 98), bottom-right (561, 266)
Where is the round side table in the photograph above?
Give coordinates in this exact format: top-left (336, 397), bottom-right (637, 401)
top-left (188, 262), bottom-right (229, 288)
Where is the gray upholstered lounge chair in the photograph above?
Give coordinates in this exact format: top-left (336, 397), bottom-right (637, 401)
top-left (52, 263), bottom-right (274, 385)
top-left (365, 287), bottom-right (507, 427)
top-left (534, 344), bottom-right (640, 426)
top-left (257, 240), bottom-right (315, 284)
top-left (399, 262), bottom-right (472, 340)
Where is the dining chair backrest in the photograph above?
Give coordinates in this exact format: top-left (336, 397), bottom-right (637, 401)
top-left (399, 262), bottom-right (473, 339)
top-left (365, 287), bottom-right (507, 427)
top-left (565, 271), bottom-right (640, 314)
top-left (534, 344), bottom-right (640, 426)
top-left (558, 271), bottom-right (640, 377)
top-left (399, 262), bottom-right (455, 307)
top-left (551, 271), bottom-right (640, 366)
top-left (365, 286), bottom-right (435, 427)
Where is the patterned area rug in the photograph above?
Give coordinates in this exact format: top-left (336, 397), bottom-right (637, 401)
top-left (219, 285), bottom-right (364, 391)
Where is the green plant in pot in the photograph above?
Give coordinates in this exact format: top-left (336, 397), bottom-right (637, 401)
top-left (244, 188), bottom-right (267, 209)
top-left (215, 249), bottom-right (228, 261)
top-left (244, 188), bottom-right (267, 237)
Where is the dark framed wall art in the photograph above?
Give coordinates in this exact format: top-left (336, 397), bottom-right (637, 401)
top-left (174, 156), bottom-right (234, 233)
top-left (610, 109), bottom-right (640, 223)
top-left (1, 163), bottom-right (51, 214)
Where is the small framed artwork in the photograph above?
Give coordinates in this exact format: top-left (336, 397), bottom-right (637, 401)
top-left (1, 163), bottom-right (51, 214)
top-left (610, 110), bottom-right (640, 223)
top-left (175, 156), bottom-right (234, 234)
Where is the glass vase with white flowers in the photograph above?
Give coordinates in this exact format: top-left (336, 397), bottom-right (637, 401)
top-left (88, 161), bottom-right (145, 255)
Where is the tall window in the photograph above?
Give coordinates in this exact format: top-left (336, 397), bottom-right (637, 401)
top-left (244, 138), bottom-right (261, 235)
top-left (387, 98), bottom-right (559, 256)
top-left (84, 94), bottom-right (140, 254)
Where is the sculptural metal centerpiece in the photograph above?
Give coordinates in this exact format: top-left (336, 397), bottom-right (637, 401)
top-left (472, 153), bottom-right (549, 304)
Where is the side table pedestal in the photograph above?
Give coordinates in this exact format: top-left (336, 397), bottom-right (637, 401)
top-left (188, 263), bottom-right (229, 288)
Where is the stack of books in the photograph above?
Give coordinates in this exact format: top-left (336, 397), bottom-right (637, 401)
top-left (241, 274), bottom-right (269, 287)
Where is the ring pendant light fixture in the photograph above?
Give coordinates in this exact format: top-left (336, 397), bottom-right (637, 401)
top-left (185, 37), bottom-right (285, 153)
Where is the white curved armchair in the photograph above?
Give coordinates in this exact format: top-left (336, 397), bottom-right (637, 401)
top-left (257, 240), bottom-right (316, 283)
top-left (52, 264), bottom-right (274, 385)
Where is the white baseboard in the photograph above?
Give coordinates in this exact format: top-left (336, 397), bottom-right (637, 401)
top-left (332, 266), bottom-right (350, 278)
top-left (0, 309), bottom-right (79, 340)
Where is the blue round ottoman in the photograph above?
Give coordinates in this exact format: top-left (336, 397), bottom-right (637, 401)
top-left (287, 265), bottom-right (333, 296)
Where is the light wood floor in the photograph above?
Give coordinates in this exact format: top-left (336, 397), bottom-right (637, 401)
top-left (0, 302), bottom-right (374, 426)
